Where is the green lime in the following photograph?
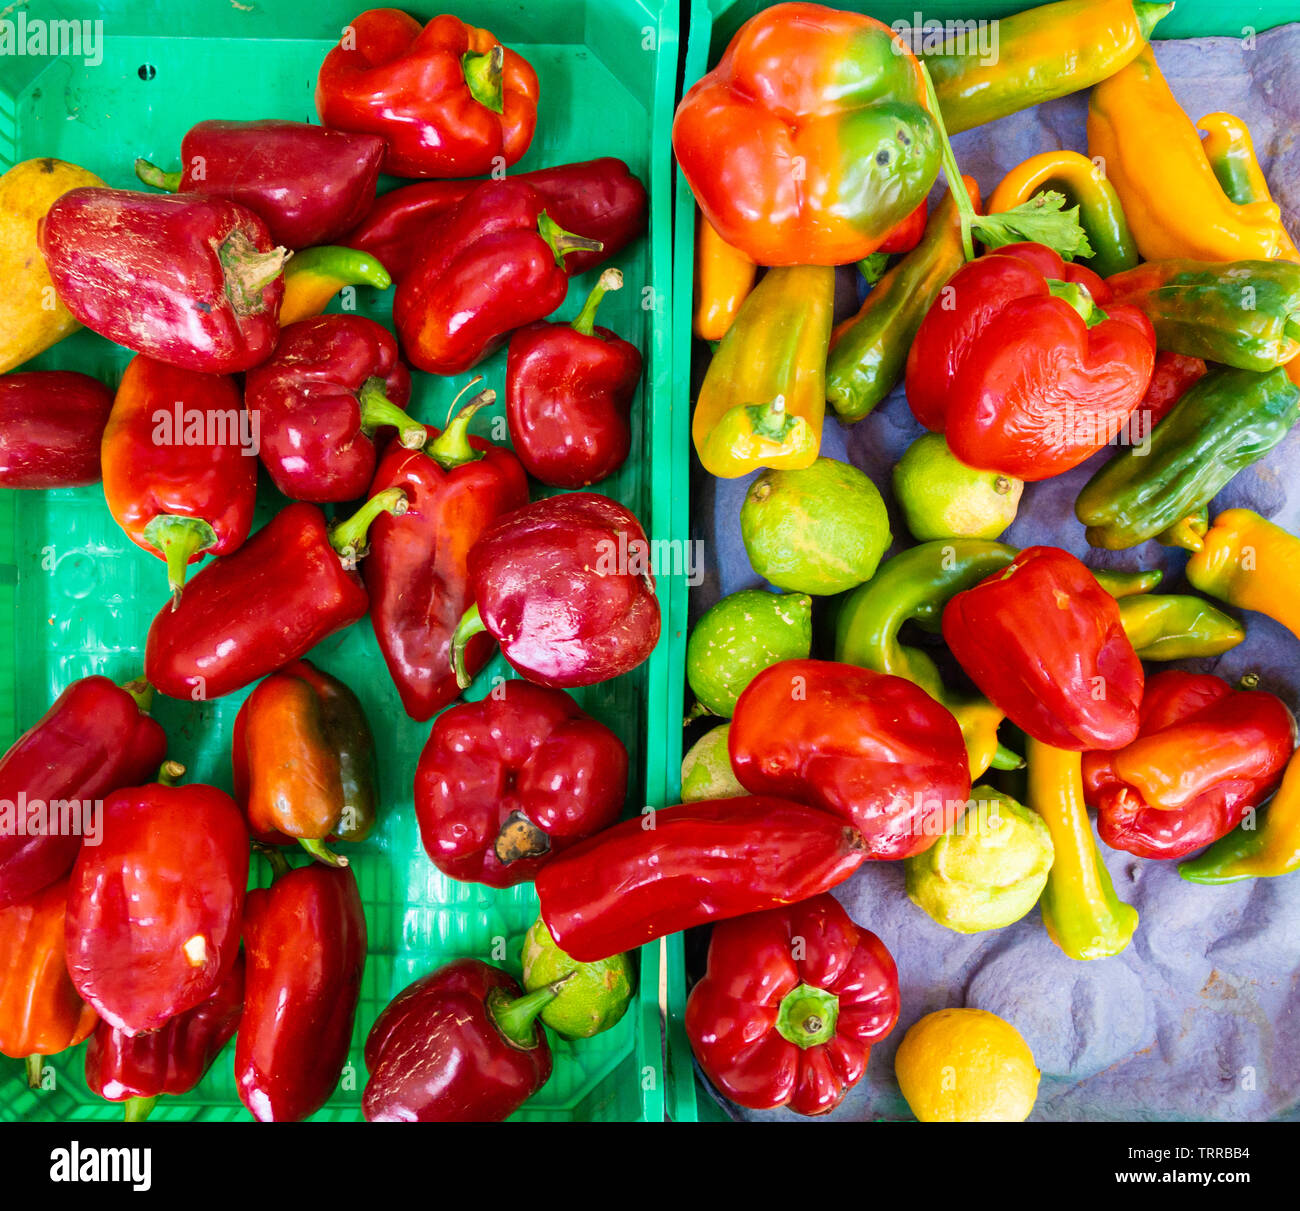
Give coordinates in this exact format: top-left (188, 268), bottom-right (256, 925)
top-left (686, 588), bottom-right (811, 717)
top-left (740, 457), bottom-right (891, 595)
top-left (681, 724), bottom-right (746, 801)
top-left (893, 433), bottom-right (1023, 541)
top-left (521, 917), bottom-right (634, 1039)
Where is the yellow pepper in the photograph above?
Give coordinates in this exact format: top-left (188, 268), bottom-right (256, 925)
top-left (1026, 739), bottom-right (1138, 961)
top-left (693, 215), bottom-right (755, 343)
top-left (692, 265), bottom-right (832, 479)
top-left (1185, 509), bottom-right (1300, 642)
top-left (278, 246), bottom-right (392, 327)
top-left (1087, 48), bottom-right (1286, 263)
top-left (987, 149), bottom-right (1138, 278)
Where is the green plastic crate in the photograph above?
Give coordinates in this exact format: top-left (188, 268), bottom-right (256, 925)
top-left (667, 0), bottom-right (1300, 1124)
top-left (0, 0), bottom-right (680, 1122)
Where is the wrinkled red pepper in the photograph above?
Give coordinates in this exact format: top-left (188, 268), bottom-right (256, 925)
top-left (364, 386), bottom-right (528, 720)
top-left (536, 797), bottom-right (868, 962)
top-left (135, 120), bottom-right (385, 250)
top-left (505, 268), bottom-right (642, 488)
top-left (905, 242), bottom-right (1155, 480)
top-left (414, 679), bottom-right (627, 887)
top-left (103, 355), bottom-right (257, 602)
top-left (0, 371), bottom-right (113, 489)
top-left (145, 491), bottom-right (405, 702)
top-left (39, 188), bottom-right (288, 374)
top-left (729, 660), bottom-right (971, 860)
top-left (364, 958), bottom-right (561, 1122)
top-left (315, 10), bottom-right (539, 179)
top-left (0, 676), bottom-right (166, 908)
top-left (942, 545), bottom-right (1144, 751)
top-left (236, 862), bottom-right (366, 1122)
top-left (85, 952), bottom-right (244, 1122)
top-left (1083, 670), bottom-right (1296, 859)
top-left (245, 315), bottom-right (418, 503)
top-left (452, 492), bottom-right (661, 691)
top-left (393, 179), bottom-right (602, 376)
top-left (686, 895), bottom-right (900, 1117)
top-left (65, 765), bottom-right (248, 1035)
top-left (1137, 350), bottom-right (1208, 430)
top-left (341, 158), bottom-right (648, 282)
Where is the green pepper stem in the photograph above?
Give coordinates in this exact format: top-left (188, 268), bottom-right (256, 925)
top-left (857, 251), bottom-right (891, 287)
top-left (329, 488), bottom-right (408, 562)
top-left (462, 44), bottom-right (505, 114)
top-left (299, 836), bottom-right (348, 868)
top-left (134, 158), bottom-right (182, 192)
top-left (918, 60), bottom-right (978, 261)
top-left (571, 268), bottom-right (624, 336)
top-left (427, 385), bottom-right (494, 471)
top-left (746, 396), bottom-right (799, 442)
top-left (488, 975), bottom-right (573, 1048)
top-left (357, 377), bottom-right (425, 450)
top-left (143, 513), bottom-right (218, 610)
top-left (774, 982), bottom-right (839, 1050)
top-left (1047, 279), bottom-right (1108, 327)
top-left (123, 1096), bottom-right (157, 1123)
top-left (219, 229), bottom-right (291, 314)
top-left (156, 760), bottom-right (185, 787)
top-left (254, 843), bottom-right (292, 882)
top-left (537, 211), bottom-right (604, 267)
top-left (119, 677), bottom-right (154, 713)
top-left (25, 1055), bottom-right (43, 1089)
top-left (451, 603), bottom-right (489, 690)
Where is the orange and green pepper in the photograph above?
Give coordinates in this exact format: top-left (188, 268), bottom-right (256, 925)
top-left (278, 246), bottom-right (392, 326)
top-left (692, 216), bottom-right (755, 343)
top-left (1185, 509), bottom-right (1300, 642)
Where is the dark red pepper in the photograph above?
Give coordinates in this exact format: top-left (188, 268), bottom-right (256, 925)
top-left (393, 179), bottom-right (602, 376)
top-left (39, 188), bottom-right (288, 374)
top-left (235, 861), bottom-right (366, 1122)
top-left (65, 763), bottom-right (248, 1035)
top-left (365, 385), bottom-right (529, 720)
top-left (536, 797), bottom-right (868, 962)
top-left (341, 158), bottom-right (648, 282)
top-left (414, 679), bottom-right (627, 887)
top-left (144, 491), bottom-right (406, 702)
top-left (1137, 350), bottom-right (1208, 430)
top-left (102, 355), bottom-right (257, 602)
top-left (84, 951), bottom-right (244, 1122)
top-left (505, 268), bottom-right (642, 488)
top-left (686, 895), bottom-right (900, 1117)
top-left (363, 958), bottom-right (561, 1122)
top-left (0, 371), bottom-right (113, 489)
top-left (1083, 670), bottom-right (1296, 859)
top-left (0, 676), bottom-right (166, 908)
top-left (315, 10), bottom-right (539, 179)
top-left (452, 491), bottom-right (661, 690)
top-left (135, 119), bottom-right (386, 250)
top-left (245, 315), bottom-right (419, 503)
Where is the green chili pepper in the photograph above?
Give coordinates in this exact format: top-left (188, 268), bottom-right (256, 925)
top-left (1116, 594), bottom-right (1245, 660)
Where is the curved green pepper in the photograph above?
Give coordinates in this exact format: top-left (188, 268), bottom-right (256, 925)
top-left (1075, 365), bottom-right (1300, 550)
top-left (1106, 258), bottom-right (1300, 371)
top-left (1117, 594), bottom-right (1245, 660)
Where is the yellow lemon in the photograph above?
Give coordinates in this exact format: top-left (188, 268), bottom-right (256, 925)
top-left (895, 1007), bottom-right (1039, 1122)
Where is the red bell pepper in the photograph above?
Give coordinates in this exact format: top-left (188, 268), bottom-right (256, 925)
top-left (0, 371), bottom-right (113, 489)
top-left (236, 862), bottom-right (367, 1122)
top-left (393, 179), bottom-right (602, 376)
top-left (39, 188), bottom-right (288, 374)
top-left (414, 679), bottom-right (627, 887)
top-left (364, 385), bottom-right (528, 720)
top-left (1137, 350), bottom-right (1208, 430)
top-left (65, 763), bottom-right (248, 1035)
top-left (1083, 670), bottom-right (1296, 860)
top-left (135, 119), bottom-right (386, 250)
top-left (341, 158), bottom-right (649, 282)
top-left (0, 879), bottom-right (97, 1084)
top-left (904, 241), bottom-right (1156, 480)
top-left (144, 491), bottom-right (405, 702)
top-left (452, 491), bottom-right (661, 691)
top-left (942, 545), bottom-right (1145, 751)
top-left (363, 958), bottom-right (562, 1122)
top-left (505, 268), bottom-right (642, 488)
top-left (536, 797), bottom-right (868, 962)
top-left (244, 315), bottom-right (418, 503)
top-left (103, 355), bottom-right (257, 602)
top-left (315, 10), bottom-right (539, 179)
top-left (232, 660), bottom-right (378, 853)
top-left (0, 676), bottom-right (166, 908)
top-left (686, 894), bottom-right (900, 1117)
top-left (728, 659), bottom-right (971, 860)
top-left (85, 952), bottom-right (244, 1122)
